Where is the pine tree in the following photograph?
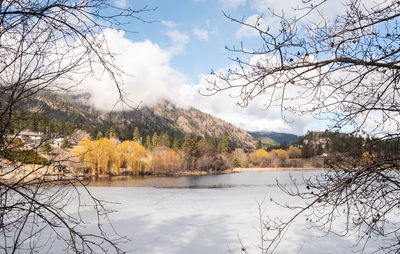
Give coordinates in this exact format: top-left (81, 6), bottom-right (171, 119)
top-left (133, 127), bottom-right (140, 143)
top-left (171, 137), bottom-right (181, 150)
top-left (61, 138), bottom-right (73, 149)
top-left (182, 133), bottom-right (199, 159)
top-left (151, 132), bottom-right (159, 149)
top-left (220, 132), bottom-right (231, 153)
top-left (159, 132), bottom-right (170, 147)
top-left (144, 135), bottom-right (151, 150)
top-left (40, 142), bottom-right (52, 153)
top-left (199, 136), bottom-right (207, 145)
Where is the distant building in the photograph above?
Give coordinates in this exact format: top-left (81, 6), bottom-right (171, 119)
top-left (16, 130), bottom-right (44, 148)
top-left (53, 138), bottom-right (64, 148)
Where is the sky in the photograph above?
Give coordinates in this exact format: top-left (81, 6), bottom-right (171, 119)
top-left (79, 0), bottom-right (356, 135)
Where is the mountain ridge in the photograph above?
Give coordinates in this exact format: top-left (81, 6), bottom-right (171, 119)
top-left (13, 91), bottom-right (299, 149)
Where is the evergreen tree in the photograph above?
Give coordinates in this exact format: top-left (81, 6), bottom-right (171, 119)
top-left (151, 132), bottom-right (159, 149)
top-left (61, 138), bottom-right (73, 149)
top-left (199, 136), bottom-right (208, 145)
top-left (171, 137), bottom-right (181, 150)
top-left (159, 132), bottom-right (170, 147)
top-left (32, 117), bottom-right (39, 132)
top-left (40, 142), bottom-right (52, 153)
top-left (182, 133), bottom-right (199, 159)
top-left (133, 127), bottom-right (140, 143)
top-left (316, 144), bottom-right (323, 155)
top-left (144, 135), bottom-right (151, 150)
top-left (220, 132), bottom-right (231, 153)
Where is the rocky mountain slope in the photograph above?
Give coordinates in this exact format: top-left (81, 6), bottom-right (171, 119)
top-left (18, 92), bottom-right (257, 149)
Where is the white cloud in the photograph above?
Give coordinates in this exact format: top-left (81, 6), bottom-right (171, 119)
top-left (78, 29), bottom-right (312, 135)
top-left (193, 26), bottom-right (209, 40)
top-left (165, 29), bottom-right (190, 54)
top-left (192, 71), bottom-right (312, 135)
top-left (79, 29), bottom-right (189, 110)
top-left (161, 20), bottom-right (179, 28)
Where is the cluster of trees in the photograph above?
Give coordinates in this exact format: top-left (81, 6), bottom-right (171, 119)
top-left (1, 150), bottom-right (48, 165)
top-left (10, 112), bottom-right (86, 136)
top-left (73, 131), bottom-right (235, 175)
top-left (73, 138), bottom-right (148, 175)
top-left (296, 131), bottom-right (400, 160)
top-left (73, 132), bottom-right (318, 176)
top-left (238, 147), bottom-right (303, 168)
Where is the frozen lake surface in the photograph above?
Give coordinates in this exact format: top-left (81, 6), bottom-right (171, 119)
top-left (71, 171), bottom-right (379, 253)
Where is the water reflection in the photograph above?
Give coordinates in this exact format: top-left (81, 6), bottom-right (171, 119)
top-left (86, 170), bottom-right (323, 188)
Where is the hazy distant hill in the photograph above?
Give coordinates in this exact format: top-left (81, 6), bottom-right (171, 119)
top-left (250, 131), bottom-right (299, 146)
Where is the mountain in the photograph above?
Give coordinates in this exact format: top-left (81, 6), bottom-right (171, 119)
top-left (149, 100), bottom-right (256, 148)
top-left (250, 131), bottom-right (299, 146)
top-left (15, 92), bottom-right (257, 149)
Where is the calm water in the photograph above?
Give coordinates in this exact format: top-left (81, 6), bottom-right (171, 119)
top-left (86, 170), bottom-right (319, 188)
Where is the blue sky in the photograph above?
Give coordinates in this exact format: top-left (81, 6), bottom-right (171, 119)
top-left (81, 0), bottom-right (372, 135)
top-left (127, 0), bottom-right (251, 82)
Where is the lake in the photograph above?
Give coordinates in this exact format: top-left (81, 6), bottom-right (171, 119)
top-left (54, 171), bottom-right (382, 253)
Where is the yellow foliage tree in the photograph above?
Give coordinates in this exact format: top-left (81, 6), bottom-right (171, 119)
top-left (288, 146), bottom-right (302, 158)
top-left (164, 149), bottom-right (181, 171)
top-left (73, 137), bottom-right (97, 174)
top-left (249, 149), bottom-right (270, 166)
top-left (73, 138), bottom-right (147, 175)
top-left (117, 141), bottom-right (148, 174)
top-left (362, 152), bottom-right (375, 165)
top-left (150, 147), bottom-right (182, 172)
top-left (271, 149), bottom-right (289, 160)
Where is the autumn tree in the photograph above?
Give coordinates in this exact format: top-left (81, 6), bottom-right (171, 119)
top-left (150, 146), bottom-right (181, 173)
top-left (209, 0), bottom-right (400, 252)
top-left (117, 141), bottom-right (147, 174)
top-left (74, 138), bottom-right (117, 175)
top-left (249, 149), bottom-right (270, 166)
top-left (287, 146), bottom-right (301, 158)
top-left (270, 149), bottom-right (289, 167)
top-left (232, 148), bottom-right (249, 168)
